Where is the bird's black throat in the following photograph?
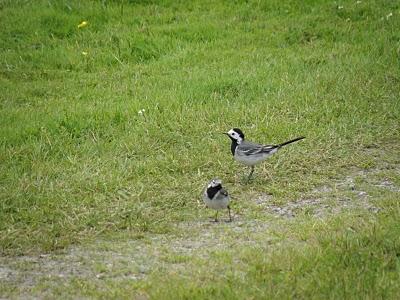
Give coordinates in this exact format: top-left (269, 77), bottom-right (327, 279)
top-left (206, 184), bottom-right (222, 200)
top-left (225, 128), bottom-right (244, 156)
top-left (230, 140), bottom-right (238, 156)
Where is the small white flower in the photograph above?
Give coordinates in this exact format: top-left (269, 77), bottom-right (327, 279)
top-left (138, 109), bottom-right (145, 115)
top-left (386, 12), bottom-right (393, 20)
top-left (338, 5), bottom-right (344, 9)
top-left (356, 1), bottom-right (361, 4)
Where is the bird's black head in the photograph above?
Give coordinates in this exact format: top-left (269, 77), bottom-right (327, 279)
top-left (224, 128), bottom-right (245, 155)
top-left (225, 128), bottom-right (245, 142)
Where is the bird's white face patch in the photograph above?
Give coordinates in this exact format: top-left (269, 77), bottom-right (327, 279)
top-left (208, 178), bottom-right (222, 188)
top-left (227, 129), bottom-right (243, 143)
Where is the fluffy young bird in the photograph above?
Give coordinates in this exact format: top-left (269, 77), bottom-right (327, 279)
top-left (203, 178), bottom-right (232, 222)
top-left (224, 128), bottom-right (305, 181)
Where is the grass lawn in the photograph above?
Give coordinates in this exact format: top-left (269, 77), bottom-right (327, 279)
top-left (1, 0), bottom-right (400, 298)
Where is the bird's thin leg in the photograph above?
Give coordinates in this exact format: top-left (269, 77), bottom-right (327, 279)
top-left (228, 206), bottom-right (232, 222)
top-left (214, 211), bottom-right (219, 222)
top-left (247, 166), bottom-right (255, 182)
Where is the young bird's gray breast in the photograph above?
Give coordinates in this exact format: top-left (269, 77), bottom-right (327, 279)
top-left (203, 187), bottom-right (230, 210)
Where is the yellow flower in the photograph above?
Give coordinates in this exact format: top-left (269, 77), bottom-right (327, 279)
top-left (82, 51), bottom-right (88, 56)
top-left (78, 21), bottom-right (88, 29)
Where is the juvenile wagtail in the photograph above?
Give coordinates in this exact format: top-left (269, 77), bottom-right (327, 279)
top-left (203, 178), bottom-right (232, 222)
top-left (224, 128), bottom-right (305, 181)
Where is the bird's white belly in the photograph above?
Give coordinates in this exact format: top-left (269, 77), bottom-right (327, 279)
top-left (235, 149), bottom-right (277, 166)
top-left (203, 196), bottom-right (230, 210)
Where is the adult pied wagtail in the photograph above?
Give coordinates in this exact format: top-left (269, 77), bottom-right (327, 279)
top-left (224, 128), bottom-right (305, 181)
top-left (203, 178), bottom-right (232, 222)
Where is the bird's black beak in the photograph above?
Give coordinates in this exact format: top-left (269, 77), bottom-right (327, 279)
top-left (222, 132), bottom-right (229, 135)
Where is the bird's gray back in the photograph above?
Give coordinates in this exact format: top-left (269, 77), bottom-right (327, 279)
top-left (237, 141), bottom-right (277, 155)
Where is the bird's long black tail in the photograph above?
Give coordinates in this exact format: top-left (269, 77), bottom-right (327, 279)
top-left (278, 136), bottom-right (305, 148)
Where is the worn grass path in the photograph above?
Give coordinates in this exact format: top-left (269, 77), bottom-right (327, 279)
top-left (1, 143), bottom-right (400, 298)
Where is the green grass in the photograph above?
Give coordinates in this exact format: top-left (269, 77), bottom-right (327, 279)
top-left (148, 213), bottom-right (400, 299)
top-left (1, 0), bottom-right (400, 298)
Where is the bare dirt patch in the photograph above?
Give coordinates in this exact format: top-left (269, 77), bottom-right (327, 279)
top-left (256, 165), bottom-right (400, 218)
